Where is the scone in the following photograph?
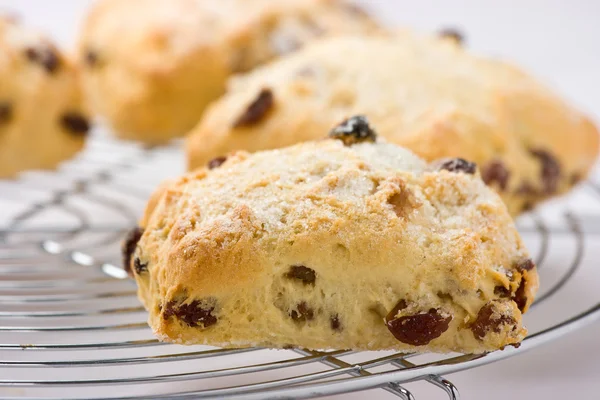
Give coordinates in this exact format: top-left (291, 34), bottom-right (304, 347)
top-left (186, 34), bottom-right (599, 216)
top-left (77, 0), bottom-right (381, 144)
top-left (127, 117), bottom-right (539, 353)
top-left (0, 17), bottom-right (90, 178)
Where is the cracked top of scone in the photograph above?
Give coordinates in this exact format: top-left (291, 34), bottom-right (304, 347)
top-left (186, 32), bottom-right (599, 216)
top-left (132, 125), bottom-right (538, 352)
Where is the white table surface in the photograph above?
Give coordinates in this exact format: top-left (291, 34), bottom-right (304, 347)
top-left (1, 1), bottom-right (599, 399)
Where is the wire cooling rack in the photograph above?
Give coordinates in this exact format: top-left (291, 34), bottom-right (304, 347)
top-left (1, 132), bottom-right (599, 400)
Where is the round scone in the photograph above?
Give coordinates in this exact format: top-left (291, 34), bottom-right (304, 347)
top-left (127, 117), bottom-right (539, 353)
top-left (77, 0), bottom-right (381, 144)
top-left (186, 33), bottom-right (599, 216)
top-left (0, 17), bottom-right (90, 178)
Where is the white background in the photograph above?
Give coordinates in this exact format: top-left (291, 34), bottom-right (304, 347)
top-left (0, 1), bottom-right (599, 399)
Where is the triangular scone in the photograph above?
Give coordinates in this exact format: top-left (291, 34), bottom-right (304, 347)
top-left (130, 118), bottom-right (538, 353)
top-left (186, 33), bottom-right (599, 216)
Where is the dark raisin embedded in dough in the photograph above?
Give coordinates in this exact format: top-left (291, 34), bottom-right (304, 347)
top-left (386, 308), bottom-right (452, 346)
top-left (438, 28), bottom-right (465, 45)
top-left (84, 49), bottom-right (99, 67)
top-left (521, 201), bottom-right (533, 213)
top-left (529, 148), bottom-right (561, 194)
top-left (133, 257), bottom-right (148, 275)
top-left (438, 158), bottom-right (477, 174)
top-left (233, 88), bottom-right (274, 127)
top-left (25, 46), bottom-right (60, 73)
top-left (481, 160), bottom-right (510, 191)
top-left (512, 277), bottom-right (528, 312)
top-left (330, 314), bottom-right (341, 331)
top-left (494, 285), bottom-right (511, 298)
top-left (290, 301), bottom-right (314, 321)
top-left (207, 156), bottom-right (227, 170)
top-left (570, 172), bottom-right (582, 185)
top-left (470, 302), bottom-right (515, 340)
top-left (121, 226), bottom-right (143, 276)
top-left (163, 300), bottom-right (217, 328)
top-left (0, 102), bottom-right (12, 124)
top-left (329, 115), bottom-right (377, 145)
top-left (60, 112), bottom-right (90, 136)
top-left (285, 265), bottom-right (316, 285)
top-left (515, 258), bottom-right (535, 272)
top-left (515, 181), bottom-right (536, 195)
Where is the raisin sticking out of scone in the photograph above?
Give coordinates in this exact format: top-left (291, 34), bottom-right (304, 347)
top-left (529, 148), bottom-right (561, 194)
top-left (163, 300), bottom-right (217, 328)
top-left (285, 265), bottom-right (316, 285)
top-left (470, 301), bottom-right (516, 340)
top-left (134, 137), bottom-right (537, 353)
top-left (25, 45), bottom-right (60, 74)
top-left (0, 102), bottom-right (12, 124)
top-left (207, 156), bottom-right (227, 170)
top-left (329, 115), bottom-right (377, 145)
top-left (233, 88), bottom-right (274, 127)
top-left (482, 160), bottom-right (511, 191)
top-left (84, 49), bottom-right (99, 67)
top-left (122, 226), bottom-right (143, 276)
top-left (438, 28), bottom-right (465, 45)
top-left (436, 158), bottom-right (477, 174)
top-left (60, 112), bottom-right (91, 136)
top-left (385, 302), bottom-right (452, 346)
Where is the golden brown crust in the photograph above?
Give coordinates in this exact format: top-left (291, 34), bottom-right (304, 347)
top-left (77, 0), bottom-right (381, 143)
top-left (0, 17), bottom-right (89, 178)
top-left (186, 33), bottom-right (599, 215)
top-left (133, 137), bottom-right (538, 353)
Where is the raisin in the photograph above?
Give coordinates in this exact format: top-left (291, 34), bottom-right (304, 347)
top-left (437, 158), bottom-right (477, 174)
top-left (163, 300), bottom-right (217, 328)
top-left (512, 277), bottom-right (528, 312)
top-left (330, 314), bottom-right (341, 331)
top-left (570, 172), bottom-right (582, 185)
top-left (84, 49), bottom-right (99, 67)
top-left (0, 102), bottom-right (12, 124)
top-left (386, 308), bottom-right (452, 346)
top-left (60, 112), bottom-right (90, 136)
top-left (494, 285), bottom-right (511, 298)
top-left (290, 301), bottom-right (314, 321)
top-left (233, 88), bottom-right (274, 127)
top-left (329, 115), bottom-right (377, 145)
top-left (121, 226), bottom-right (143, 276)
top-left (470, 302), bottom-right (515, 340)
top-left (515, 258), bottom-right (535, 272)
top-left (521, 201), bottom-right (533, 213)
top-left (438, 28), bottom-right (465, 45)
top-left (133, 257), bottom-right (148, 274)
top-left (515, 181), bottom-right (536, 195)
top-left (25, 46), bottom-right (60, 73)
top-left (529, 148), bottom-right (561, 194)
top-left (481, 160), bottom-right (510, 191)
top-left (207, 156), bottom-right (227, 170)
top-left (285, 265), bottom-right (316, 285)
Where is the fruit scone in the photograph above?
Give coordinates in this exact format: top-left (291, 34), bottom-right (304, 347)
top-left (186, 33), bottom-right (599, 216)
top-left (0, 16), bottom-right (90, 178)
top-left (76, 0), bottom-right (381, 144)
top-left (125, 117), bottom-right (539, 353)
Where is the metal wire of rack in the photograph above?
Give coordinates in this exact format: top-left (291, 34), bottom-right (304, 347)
top-left (1, 132), bottom-right (599, 400)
